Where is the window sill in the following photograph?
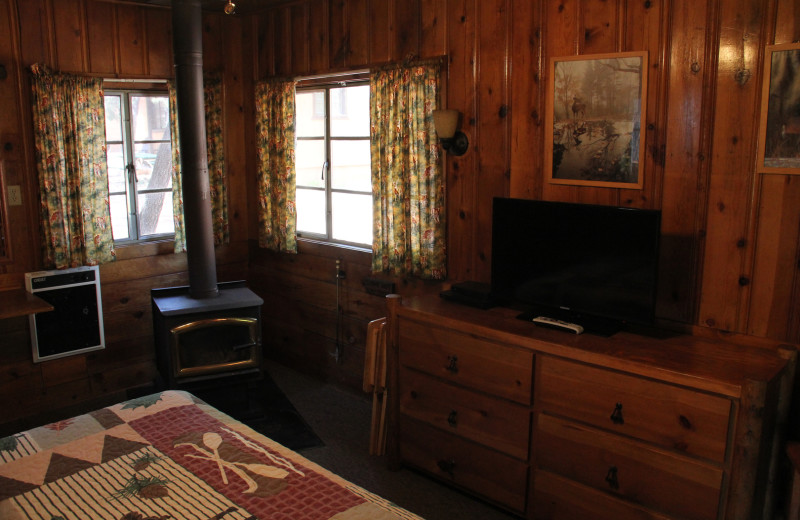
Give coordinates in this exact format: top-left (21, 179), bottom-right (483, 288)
top-left (297, 237), bottom-right (372, 255)
top-left (113, 239), bottom-right (176, 261)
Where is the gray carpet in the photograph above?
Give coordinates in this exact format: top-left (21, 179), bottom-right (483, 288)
top-left (265, 360), bottom-right (518, 520)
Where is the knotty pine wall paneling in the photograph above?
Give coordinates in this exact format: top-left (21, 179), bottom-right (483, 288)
top-left (699, 0), bottom-right (771, 333)
top-left (0, 0), bottom-right (251, 434)
top-left (248, 0), bottom-right (800, 397)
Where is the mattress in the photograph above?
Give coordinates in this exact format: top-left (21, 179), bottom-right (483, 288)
top-left (0, 390), bottom-right (422, 520)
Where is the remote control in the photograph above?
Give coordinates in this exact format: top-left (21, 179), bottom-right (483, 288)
top-left (532, 316), bottom-right (584, 334)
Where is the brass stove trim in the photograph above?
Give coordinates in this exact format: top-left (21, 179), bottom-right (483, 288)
top-left (169, 317), bottom-right (260, 379)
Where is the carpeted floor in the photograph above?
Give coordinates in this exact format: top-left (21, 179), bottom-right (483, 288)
top-left (263, 360), bottom-right (518, 520)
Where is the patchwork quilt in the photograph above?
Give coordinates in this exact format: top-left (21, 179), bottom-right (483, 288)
top-left (0, 390), bottom-right (421, 520)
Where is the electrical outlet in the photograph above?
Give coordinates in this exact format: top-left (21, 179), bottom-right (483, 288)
top-left (8, 185), bottom-right (21, 206)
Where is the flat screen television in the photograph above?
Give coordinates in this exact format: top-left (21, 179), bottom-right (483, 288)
top-left (491, 197), bottom-right (661, 335)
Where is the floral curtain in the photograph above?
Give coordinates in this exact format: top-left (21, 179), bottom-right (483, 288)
top-left (254, 79), bottom-right (297, 253)
top-left (168, 73), bottom-right (228, 253)
top-left (30, 64), bottom-right (115, 269)
top-left (370, 62), bottom-right (446, 279)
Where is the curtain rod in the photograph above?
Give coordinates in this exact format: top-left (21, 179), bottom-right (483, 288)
top-left (103, 78), bottom-right (168, 83)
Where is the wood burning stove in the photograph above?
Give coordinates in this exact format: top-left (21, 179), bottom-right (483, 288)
top-left (152, 281), bottom-right (263, 389)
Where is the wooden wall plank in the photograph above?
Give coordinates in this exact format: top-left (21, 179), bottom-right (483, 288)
top-left (202, 12), bottom-right (223, 72)
top-left (274, 6), bottom-right (290, 76)
top-left (16, 0), bottom-right (51, 67)
top-left (419, 0), bottom-right (446, 58)
top-left (256, 12), bottom-right (275, 78)
top-left (579, 0), bottom-right (619, 54)
top-left (329, 0), bottom-right (346, 68)
top-left (52, 0), bottom-right (86, 73)
top-left (444, 0), bottom-right (477, 282)
top-left (346, 0), bottom-right (369, 66)
top-left (657, 0), bottom-right (712, 324)
top-left (509, 0), bottom-right (543, 200)
top-left (290, 3), bottom-right (310, 73)
top-left (308, 0), bottom-right (328, 72)
top-left (116, 4), bottom-right (146, 76)
top-left (698, 0), bottom-right (767, 332)
top-left (748, 176), bottom-right (800, 339)
top-left (368, 0), bottom-right (390, 63)
top-left (473, 0), bottom-right (510, 281)
top-left (146, 6), bottom-right (171, 77)
top-left (86, 0), bottom-right (117, 74)
top-left (394, 0), bottom-right (419, 60)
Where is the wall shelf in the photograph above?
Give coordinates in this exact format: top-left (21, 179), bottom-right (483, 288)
top-left (0, 289), bottom-right (53, 320)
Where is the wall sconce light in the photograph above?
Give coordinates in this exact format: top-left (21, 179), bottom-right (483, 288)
top-left (433, 109), bottom-right (469, 156)
top-left (224, 0), bottom-right (236, 15)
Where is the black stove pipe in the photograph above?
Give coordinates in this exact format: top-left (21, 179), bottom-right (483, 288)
top-left (171, 0), bottom-right (218, 299)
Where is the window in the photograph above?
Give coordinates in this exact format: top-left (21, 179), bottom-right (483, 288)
top-left (104, 91), bottom-right (174, 243)
top-left (295, 83), bottom-right (372, 247)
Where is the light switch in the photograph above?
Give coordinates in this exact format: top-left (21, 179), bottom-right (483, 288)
top-left (8, 185), bottom-right (21, 206)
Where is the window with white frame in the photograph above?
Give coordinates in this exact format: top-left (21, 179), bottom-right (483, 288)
top-left (295, 83), bottom-right (372, 247)
top-left (104, 91), bottom-right (174, 243)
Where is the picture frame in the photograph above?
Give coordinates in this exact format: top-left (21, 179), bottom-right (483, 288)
top-left (756, 42), bottom-right (800, 174)
top-left (545, 51), bottom-right (648, 189)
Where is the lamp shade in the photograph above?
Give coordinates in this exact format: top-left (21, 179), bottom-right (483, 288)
top-left (432, 109), bottom-right (459, 139)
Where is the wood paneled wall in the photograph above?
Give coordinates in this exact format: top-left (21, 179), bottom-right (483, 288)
top-left (0, 0), bottom-right (251, 434)
top-left (250, 0), bottom-right (800, 365)
top-left (0, 0), bottom-right (798, 431)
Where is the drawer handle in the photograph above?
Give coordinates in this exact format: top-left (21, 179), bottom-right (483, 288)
top-left (610, 402), bottom-right (624, 425)
top-left (605, 465), bottom-right (620, 490)
top-left (446, 355), bottom-right (459, 374)
top-left (447, 410), bottom-right (458, 427)
top-left (437, 458), bottom-right (456, 477)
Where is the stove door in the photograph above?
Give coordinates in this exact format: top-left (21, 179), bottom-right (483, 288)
top-left (170, 317), bottom-right (261, 380)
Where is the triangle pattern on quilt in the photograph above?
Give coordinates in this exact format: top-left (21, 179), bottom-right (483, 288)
top-left (43, 453), bottom-right (95, 483)
top-left (101, 435), bottom-right (150, 463)
top-left (0, 474), bottom-right (37, 501)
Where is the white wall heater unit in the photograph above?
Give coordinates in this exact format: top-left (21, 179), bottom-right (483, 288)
top-left (25, 265), bottom-right (105, 363)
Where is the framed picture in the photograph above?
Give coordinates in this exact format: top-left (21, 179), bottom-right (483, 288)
top-left (545, 51), bottom-right (648, 189)
top-left (757, 42), bottom-right (800, 174)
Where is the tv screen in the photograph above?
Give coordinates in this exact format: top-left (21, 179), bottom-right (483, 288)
top-left (491, 198), bottom-right (661, 334)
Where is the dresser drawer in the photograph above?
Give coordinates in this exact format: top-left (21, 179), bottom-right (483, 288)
top-left (533, 469), bottom-right (674, 520)
top-left (535, 414), bottom-right (723, 520)
top-left (399, 318), bottom-right (533, 404)
top-left (399, 367), bottom-right (531, 459)
top-left (400, 418), bottom-right (529, 512)
top-left (536, 356), bottom-right (731, 462)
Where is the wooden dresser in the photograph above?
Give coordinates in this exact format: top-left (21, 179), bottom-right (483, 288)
top-left (385, 295), bottom-right (795, 520)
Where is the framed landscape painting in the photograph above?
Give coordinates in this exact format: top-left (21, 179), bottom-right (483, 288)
top-left (545, 51), bottom-right (648, 189)
top-left (757, 42), bottom-right (800, 174)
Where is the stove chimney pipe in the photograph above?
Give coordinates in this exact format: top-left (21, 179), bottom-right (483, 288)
top-left (171, 0), bottom-right (218, 299)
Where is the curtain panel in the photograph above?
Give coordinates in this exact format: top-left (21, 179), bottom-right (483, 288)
top-left (370, 63), bottom-right (446, 279)
top-left (168, 74), bottom-right (229, 253)
top-left (254, 79), bottom-right (297, 253)
top-left (30, 64), bottom-right (115, 269)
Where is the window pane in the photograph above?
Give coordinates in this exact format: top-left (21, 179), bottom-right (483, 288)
top-left (296, 188), bottom-right (326, 235)
top-left (332, 192), bottom-right (372, 245)
top-left (104, 94), bottom-right (122, 142)
top-left (295, 139), bottom-right (326, 188)
top-left (131, 95), bottom-right (170, 141)
top-left (137, 191), bottom-right (174, 237)
top-left (331, 139), bottom-right (371, 191)
top-left (109, 194), bottom-right (130, 240)
top-left (296, 90), bottom-right (325, 137)
top-left (331, 85), bottom-right (370, 137)
top-left (106, 143), bottom-right (127, 193)
top-left (134, 142), bottom-right (172, 190)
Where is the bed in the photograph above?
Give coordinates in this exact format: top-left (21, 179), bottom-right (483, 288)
top-left (0, 390), bottom-right (421, 520)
